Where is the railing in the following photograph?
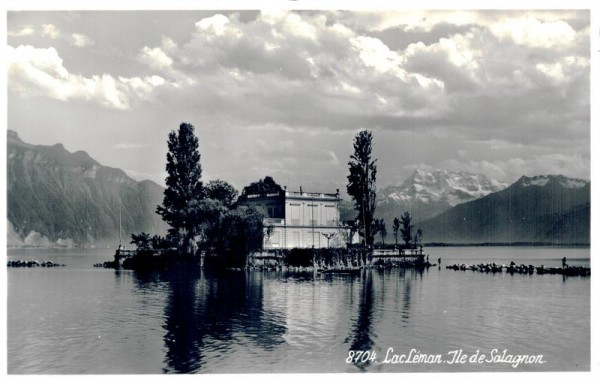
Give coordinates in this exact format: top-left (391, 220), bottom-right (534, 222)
top-left (263, 218), bottom-right (285, 225)
top-left (245, 192), bottom-right (282, 199)
top-left (285, 191), bottom-right (338, 199)
top-left (284, 219), bottom-right (341, 227)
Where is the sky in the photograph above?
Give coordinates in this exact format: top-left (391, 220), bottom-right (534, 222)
top-left (6, 8), bottom-right (591, 193)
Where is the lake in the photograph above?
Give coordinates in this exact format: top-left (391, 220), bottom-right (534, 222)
top-left (7, 247), bottom-right (590, 373)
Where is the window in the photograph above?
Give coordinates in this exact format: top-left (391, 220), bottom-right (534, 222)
top-left (307, 204), bottom-right (320, 225)
top-left (290, 203), bottom-right (300, 225)
top-left (325, 205), bottom-right (337, 226)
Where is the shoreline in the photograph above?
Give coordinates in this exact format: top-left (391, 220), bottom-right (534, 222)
top-left (7, 242), bottom-right (591, 251)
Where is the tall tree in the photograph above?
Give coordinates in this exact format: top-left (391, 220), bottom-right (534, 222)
top-left (400, 211), bottom-right (413, 247)
top-left (205, 179), bottom-right (238, 208)
top-left (347, 130), bottom-right (377, 247)
top-left (240, 176), bottom-right (283, 198)
top-left (392, 217), bottom-right (400, 246)
top-left (413, 228), bottom-right (423, 246)
top-left (156, 123), bottom-right (204, 253)
top-left (377, 218), bottom-right (387, 245)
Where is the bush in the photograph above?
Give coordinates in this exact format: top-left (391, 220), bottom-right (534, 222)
top-left (285, 248), bottom-right (313, 267)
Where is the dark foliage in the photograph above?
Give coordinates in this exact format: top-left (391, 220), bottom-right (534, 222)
top-left (392, 217), bottom-right (400, 246)
top-left (400, 211), bottom-right (413, 246)
top-left (347, 130), bottom-right (377, 247)
top-left (205, 179), bottom-right (238, 208)
top-left (130, 232), bottom-right (170, 251)
top-left (156, 123), bottom-right (204, 253)
top-left (376, 218), bottom-right (386, 244)
top-left (240, 176), bottom-right (283, 198)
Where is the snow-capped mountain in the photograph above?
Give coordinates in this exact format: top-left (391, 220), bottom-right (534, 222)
top-left (419, 174), bottom-right (590, 244)
top-left (518, 174), bottom-right (588, 189)
top-left (376, 169), bottom-right (507, 224)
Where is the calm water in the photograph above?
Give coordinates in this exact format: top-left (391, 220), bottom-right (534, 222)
top-left (7, 247), bottom-right (590, 373)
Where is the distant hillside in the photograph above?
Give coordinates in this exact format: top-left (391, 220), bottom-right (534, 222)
top-left (419, 175), bottom-right (590, 245)
top-left (7, 130), bottom-right (167, 247)
top-left (375, 169), bottom-right (506, 227)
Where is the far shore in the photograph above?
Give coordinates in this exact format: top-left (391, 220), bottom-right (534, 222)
top-left (424, 242), bottom-right (590, 248)
top-left (7, 242), bottom-right (591, 250)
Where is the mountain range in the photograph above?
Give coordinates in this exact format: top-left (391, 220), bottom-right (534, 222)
top-left (418, 175), bottom-right (590, 244)
top-left (7, 130), bottom-right (167, 247)
top-left (7, 131), bottom-right (590, 247)
top-left (375, 169), bottom-right (507, 225)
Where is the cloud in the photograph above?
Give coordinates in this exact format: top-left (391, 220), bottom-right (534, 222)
top-left (323, 150), bottom-right (340, 165)
top-left (489, 16), bottom-right (577, 49)
top-left (136, 11), bottom-right (455, 132)
top-left (124, 169), bottom-right (166, 185)
top-left (439, 153), bottom-right (590, 183)
top-left (113, 143), bottom-right (147, 150)
top-left (8, 45), bottom-right (166, 110)
top-left (71, 33), bottom-right (94, 47)
top-left (6, 10), bottom-right (590, 188)
top-left (128, 10), bottom-right (586, 146)
top-left (8, 25), bottom-right (35, 37)
top-left (138, 46), bottom-right (173, 70)
top-left (41, 24), bottom-right (60, 39)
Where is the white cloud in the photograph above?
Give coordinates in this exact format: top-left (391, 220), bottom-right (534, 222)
top-left (124, 169), bottom-right (166, 184)
top-left (279, 12), bottom-right (319, 40)
top-left (161, 35), bottom-right (178, 52)
top-left (490, 16), bottom-right (577, 49)
top-left (5, 10), bottom-right (589, 192)
top-left (195, 14), bottom-right (242, 38)
top-left (41, 24), bottom-right (60, 39)
top-left (8, 45), bottom-right (165, 110)
top-left (8, 25), bottom-right (35, 37)
top-left (71, 33), bottom-right (94, 47)
top-left (345, 11), bottom-right (480, 33)
top-left (440, 153), bottom-right (589, 183)
top-left (324, 150), bottom-right (340, 166)
top-left (138, 46), bottom-right (173, 70)
top-left (536, 55), bottom-right (588, 82)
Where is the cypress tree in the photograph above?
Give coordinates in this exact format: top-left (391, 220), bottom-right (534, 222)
top-left (156, 123), bottom-right (204, 254)
top-left (347, 130), bottom-right (377, 247)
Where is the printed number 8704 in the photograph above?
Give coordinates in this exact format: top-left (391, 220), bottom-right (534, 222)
top-left (346, 350), bottom-right (377, 363)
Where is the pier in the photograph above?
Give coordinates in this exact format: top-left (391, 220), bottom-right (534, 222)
top-left (247, 247), bottom-right (431, 272)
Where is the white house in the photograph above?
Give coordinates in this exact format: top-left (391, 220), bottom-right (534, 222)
top-left (241, 188), bottom-right (349, 249)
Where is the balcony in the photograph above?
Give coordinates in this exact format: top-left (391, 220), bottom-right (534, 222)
top-left (284, 191), bottom-right (339, 200)
top-left (263, 218), bottom-right (285, 226)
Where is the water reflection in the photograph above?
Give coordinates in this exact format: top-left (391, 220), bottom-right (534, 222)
top-left (347, 271), bottom-right (374, 371)
top-left (131, 266), bottom-right (286, 373)
top-left (401, 269), bottom-right (413, 325)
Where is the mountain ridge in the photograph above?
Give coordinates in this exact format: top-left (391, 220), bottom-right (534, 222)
top-left (7, 130), bottom-right (167, 247)
top-left (418, 174), bottom-right (590, 245)
top-left (375, 169), bottom-right (507, 225)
